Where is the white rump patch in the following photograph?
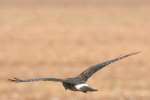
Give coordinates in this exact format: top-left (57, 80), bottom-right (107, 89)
top-left (75, 83), bottom-right (88, 90)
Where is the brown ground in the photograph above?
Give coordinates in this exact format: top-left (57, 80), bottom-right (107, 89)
top-left (0, 1), bottom-right (150, 100)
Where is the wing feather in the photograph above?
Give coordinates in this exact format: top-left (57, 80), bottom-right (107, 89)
top-left (8, 77), bottom-right (63, 83)
top-left (77, 51), bottom-right (140, 82)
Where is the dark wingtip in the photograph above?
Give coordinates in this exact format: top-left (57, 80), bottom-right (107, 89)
top-left (132, 51), bottom-right (141, 55)
top-left (8, 77), bottom-right (22, 83)
top-left (126, 51), bottom-right (141, 57)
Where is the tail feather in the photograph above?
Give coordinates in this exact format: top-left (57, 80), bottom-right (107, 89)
top-left (80, 86), bottom-right (98, 93)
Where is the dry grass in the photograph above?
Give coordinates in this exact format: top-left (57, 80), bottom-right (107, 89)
top-left (0, 1), bottom-right (150, 100)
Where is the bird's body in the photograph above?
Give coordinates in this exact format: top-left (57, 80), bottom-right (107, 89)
top-left (9, 52), bottom-right (140, 93)
top-left (62, 77), bottom-right (97, 92)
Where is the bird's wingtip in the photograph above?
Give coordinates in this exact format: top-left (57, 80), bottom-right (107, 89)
top-left (8, 77), bottom-right (22, 83)
top-left (128, 51), bottom-right (142, 56)
top-left (134, 51), bottom-right (142, 54)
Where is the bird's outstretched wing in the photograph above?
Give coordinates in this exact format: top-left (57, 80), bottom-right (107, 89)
top-left (8, 77), bottom-right (63, 83)
top-left (77, 51), bottom-right (140, 82)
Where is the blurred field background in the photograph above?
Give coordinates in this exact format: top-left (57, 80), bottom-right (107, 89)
top-left (0, 0), bottom-right (150, 100)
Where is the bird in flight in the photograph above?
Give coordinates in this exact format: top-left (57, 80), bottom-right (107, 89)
top-left (9, 52), bottom-right (140, 93)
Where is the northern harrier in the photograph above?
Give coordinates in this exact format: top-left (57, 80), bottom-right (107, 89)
top-left (9, 52), bottom-right (140, 93)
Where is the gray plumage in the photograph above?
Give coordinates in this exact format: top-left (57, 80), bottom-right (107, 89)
top-left (9, 52), bottom-right (140, 93)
